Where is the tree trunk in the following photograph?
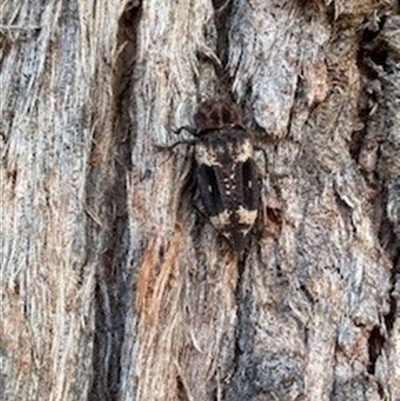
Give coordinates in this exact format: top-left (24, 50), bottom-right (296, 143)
top-left (1, 0), bottom-right (399, 400)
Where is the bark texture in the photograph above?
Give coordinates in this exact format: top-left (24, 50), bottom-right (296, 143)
top-left (1, 0), bottom-right (399, 401)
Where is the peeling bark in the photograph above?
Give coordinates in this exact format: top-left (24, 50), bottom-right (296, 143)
top-left (1, 1), bottom-right (399, 401)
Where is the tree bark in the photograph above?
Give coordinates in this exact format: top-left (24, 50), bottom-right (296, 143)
top-left (1, 1), bottom-right (399, 401)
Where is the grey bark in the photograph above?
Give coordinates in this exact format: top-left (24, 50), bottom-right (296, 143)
top-left (1, 1), bottom-right (399, 401)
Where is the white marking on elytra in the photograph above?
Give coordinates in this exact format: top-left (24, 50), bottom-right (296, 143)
top-left (211, 210), bottom-right (231, 227)
top-left (236, 206), bottom-right (257, 225)
top-left (235, 139), bottom-right (253, 162)
top-left (241, 228), bottom-right (251, 236)
top-left (195, 143), bottom-right (220, 166)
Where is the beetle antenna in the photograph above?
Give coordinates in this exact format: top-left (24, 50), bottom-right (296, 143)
top-left (173, 126), bottom-right (199, 137)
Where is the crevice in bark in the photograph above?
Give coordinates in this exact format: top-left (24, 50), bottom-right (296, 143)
top-left (378, 209), bottom-right (399, 337)
top-left (367, 326), bottom-right (385, 375)
top-left (210, 0), bottom-right (235, 96)
top-left (359, 9), bottom-right (399, 325)
top-left (353, 10), bottom-right (389, 170)
top-left (356, 10), bottom-right (400, 390)
top-left (366, 319), bottom-right (392, 398)
top-left (385, 247), bottom-right (399, 333)
top-left (176, 374), bottom-right (190, 401)
top-left (220, 256), bottom-right (258, 401)
top-left (88, 2), bottom-right (141, 400)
